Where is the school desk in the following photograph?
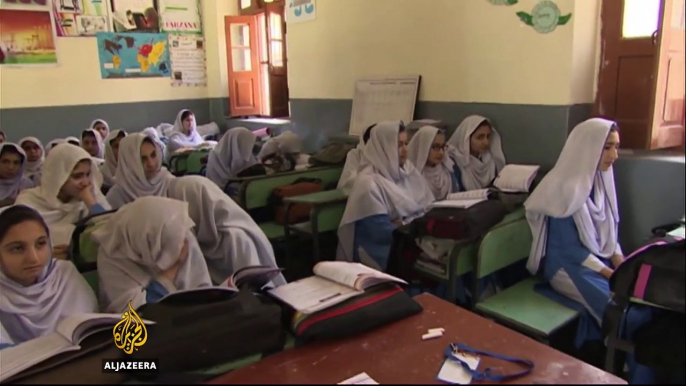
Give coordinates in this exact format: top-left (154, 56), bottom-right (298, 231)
top-left (206, 293), bottom-right (626, 385)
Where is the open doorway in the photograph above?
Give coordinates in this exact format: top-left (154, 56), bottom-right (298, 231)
top-left (595, 0), bottom-right (685, 150)
top-left (225, 0), bottom-right (289, 119)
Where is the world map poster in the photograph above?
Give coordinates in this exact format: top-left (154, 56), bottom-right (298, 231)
top-left (96, 32), bottom-right (170, 79)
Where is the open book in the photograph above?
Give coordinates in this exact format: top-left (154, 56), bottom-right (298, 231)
top-left (493, 164), bottom-right (540, 193)
top-left (158, 265), bottom-right (284, 302)
top-left (0, 313), bottom-right (155, 381)
top-left (268, 262), bottom-right (406, 314)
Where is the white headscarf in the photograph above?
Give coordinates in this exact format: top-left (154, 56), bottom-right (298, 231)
top-left (167, 176), bottom-right (286, 286)
top-left (14, 144), bottom-right (110, 226)
top-left (100, 129), bottom-right (126, 187)
top-left (167, 109), bottom-right (203, 154)
top-left (45, 139), bottom-right (66, 156)
top-left (336, 121), bottom-right (435, 266)
top-left (93, 196), bottom-right (212, 313)
top-left (257, 131), bottom-right (301, 159)
top-left (447, 115), bottom-right (506, 191)
top-left (0, 205), bottom-right (98, 345)
top-left (206, 127), bottom-right (258, 189)
top-left (65, 136), bottom-right (81, 146)
top-left (407, 126), bottom-right (454, 200)
top-left (18, 137), bottom-right (45, 185)
top-left (142, 127), bottom-right (169, 161)
top-left (81, 129), bottom-right (105, 160)
top-left (90, 119), bottom-right (110, 138)
top-left (0, 144), bottom-right (34, 202)
top-left (105, 133), bottom-right (175, 209)
top-left (337, 141), bottom-right (364, 194)
top-left (525, 118), bottom-right (621, 275)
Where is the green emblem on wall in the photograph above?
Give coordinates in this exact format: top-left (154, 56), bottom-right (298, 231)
top-left (487, 0), bottom-right (518, 5)
top-left (517, 0), bottom-right (572, 34)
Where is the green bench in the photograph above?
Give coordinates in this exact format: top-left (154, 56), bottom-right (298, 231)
top-left (412, 208), bottom-right (528, 305)
top-left (228, 166), bottom-right (344, 240)
top-left (473, 217), bottom-right (580, 342)
top-left (283, 189), bottom-right (349, 262)
top-left (169, 148), bottom-right (211, 176)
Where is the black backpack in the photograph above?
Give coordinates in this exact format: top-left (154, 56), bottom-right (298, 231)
top-left (308, 142), bottom-right (357, 166)
top-left (132, 289), bottom-right (285, 377)
top-left (410, 199), bottom-right (507, 242)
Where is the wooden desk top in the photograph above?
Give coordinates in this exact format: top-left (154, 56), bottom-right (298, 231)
top-left (207, 294), bottom-right (625, 385)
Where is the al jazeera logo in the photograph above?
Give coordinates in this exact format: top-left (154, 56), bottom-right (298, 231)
top-left (102, 302), bottom-right (159, 373)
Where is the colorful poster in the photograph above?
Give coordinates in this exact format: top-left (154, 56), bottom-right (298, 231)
top-left (0, 9), bottom-right (58, 66)
top-left (158, 0), bottom-right (201, 34)
top-left (96, 32), bottom-right (170, 78)
top-left (0, 0), bottom-right (50, 10)
top-left (169, 34), bottom-right (206, 86)
top-left (110, 0), bottom-right (159, 33)
top-left (53, 0), bottom-right (111, 37)
top-left (286, 0), bottom-right (315, 24)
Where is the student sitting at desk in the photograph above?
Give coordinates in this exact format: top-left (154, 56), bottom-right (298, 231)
top-left (337, 121), bottom-right (434, 271)
top-left (168, 176), bottom-right (286, 286)
top-left (447, 115), bottom-right (506, 191)
top-left (206, 127), bottom-right (258, 190)
top-left (93, 197), bottom-right (212, 313)
top-left (167, 109), bottom-right (207, 155)
top-left (257, 130), bottom-right (309, 171)
top-left (525, 118), bottom-right (655, 384)
top-left (19, 137), bottom-right (45, 187)
top-left (142, 127), bottom-right (168, 161)
top-left (0, 205), bottom-right (98, 349)
top-left (337, 124), bottom-right (375, 194)
top-left (0, 144), bottom-right (35, 208)
top-left (81, 129), bottom-right (105, 164)
top-left (407, 126), bottom-right (460, 200)
top-left (100, 129), bottom-right (127, 189)
top-left (106, 133), bottom-right (175, 209)
top-left (90, 119), bottom-right (110, 142)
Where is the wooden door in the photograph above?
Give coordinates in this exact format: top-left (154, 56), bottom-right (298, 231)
top-left (648, 0), bottom-right (685, 149)
top-left (595, 0), bottom-right (663, 149)
top-left (225, 15), bottom-right (263, 117)
top-left (264, 2), bottom-right (289, 118)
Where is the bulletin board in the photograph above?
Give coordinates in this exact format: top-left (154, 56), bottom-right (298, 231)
top-left (348, 75), bottom-right (421, 136)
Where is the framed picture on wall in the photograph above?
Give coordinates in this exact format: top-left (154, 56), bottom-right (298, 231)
top-left (110, 0), bottom-right (159, 33)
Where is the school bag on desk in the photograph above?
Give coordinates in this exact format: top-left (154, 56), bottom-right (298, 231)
top-left (69, 210), bottom-right (118, 273)
top-left (604, 236), bottom-right (685, 382)
top-left (268, 177), bottom-right (324, 225)
top-left (410, 199), bottom-right (507, 241)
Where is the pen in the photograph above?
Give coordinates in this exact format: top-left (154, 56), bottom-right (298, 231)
top-left (318, 292), bottom-right (342, 303)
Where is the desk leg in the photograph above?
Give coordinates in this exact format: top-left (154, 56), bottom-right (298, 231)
top-left (447, 248), bottom-right (457, 304)
top-left (311, 206), bottom-right (321, 263)
top-left (284, 203), bottom-right (294, 261)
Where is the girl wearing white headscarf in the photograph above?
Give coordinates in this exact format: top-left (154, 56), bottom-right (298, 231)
top-left (15, 143), bottom-right (111, 244)
top-left (65, 136), bottom-right (81, 146)
top-left (257, 130), bottom-right (302, 160)
top-left (81, 129), bottom-right (105, 163)
top-left (45, 139), bottom-right (66, 156)
top-left (337, 124), bottom-right (375, 194)
top-left (206, 127), bottom-right (258, 190)
top-left (168, 176), bottom-right (286, 286)
top-left (0, 144), bottom-right (35, 207)
top-left (142, 127), bottom-right (168, 161)
top-left (337, 121), bottom-right (435, 270)
top-left (93, 196), bottom-right (212, 313)
top-left (0, 205), bottom-right (98, 348)
top-left (90, 119), bottom-right (110, 142)
top-left (105, 133), bottom-right (175, 209)
top-left (167, 109), bottom-right (205, 155)
top-left (100, 130), bottom-right (127, 188)
top-left (407, 126), bottom-right (460, 200)
top-left (19, 137), bottom-right (45, 186)
top-left (525, 118), bottom-right (656, 383)
top-left (447, 115), bottom-right (506, 191)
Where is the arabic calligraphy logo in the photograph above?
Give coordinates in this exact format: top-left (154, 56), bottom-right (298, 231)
top-left (113, 302), bottom-right (148, 354)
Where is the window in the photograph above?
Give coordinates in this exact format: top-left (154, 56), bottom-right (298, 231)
top-left (230, 24), bottom-right (252, 72)
top-left (622, 0), bottom-right (661, 38)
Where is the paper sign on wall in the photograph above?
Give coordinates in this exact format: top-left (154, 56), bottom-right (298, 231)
top-left (96, 32), bottom-right (170, 78)
top-left (0, 8), bottom-right (58, 66)
top-left (110, 0), bottom-right (159, 33)
top-left (0, 0), bottom-right (50, 10)
top-left (52, 0), bottom-right (111, 37)
top-left (159, 0), bottom-right (201, 34)
top-left (169, 34), bottom-right (206, 86)
top-left (286, 0), bottom-right (315, 24)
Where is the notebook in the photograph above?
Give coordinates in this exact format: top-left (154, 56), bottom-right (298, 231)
top-left (0, 313), bottom-right (155, 381)
top-left (492, 164), bottom-right (540, 193)
top-left (268, 262), bottom-right (406, 314)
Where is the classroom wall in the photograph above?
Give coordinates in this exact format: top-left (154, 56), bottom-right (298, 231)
top-left (284, 0), bottom-right (597, 169)
top-left (0, 0), bottom-right (236, 143)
